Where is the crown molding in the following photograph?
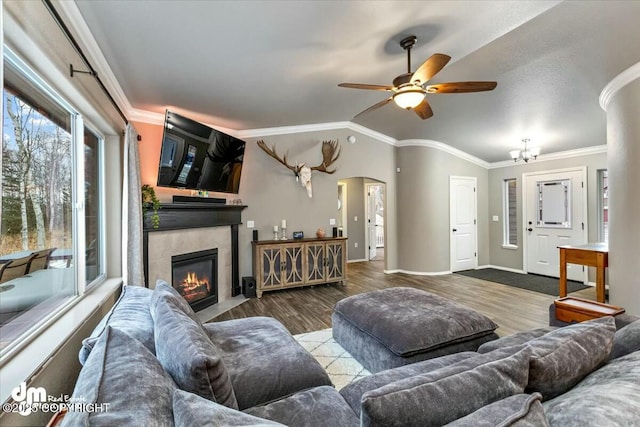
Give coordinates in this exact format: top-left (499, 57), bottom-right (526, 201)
top-left (237, 121), bottom-right (396, 146)
top-left (600, 61), bottom-right (640, 111)
top-left (55, 1), bottom-right (134, 120)
top-left (128, 108), bottom-right (164, 125)
top-left (395, 139), bottom-right (490, 168)
top-left (489, 145), bottom-right (608, 169)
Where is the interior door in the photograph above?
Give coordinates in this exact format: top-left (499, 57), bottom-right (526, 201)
top-left (524, 168), bottom-right (586, 281)
top-left (366, 185), bottom-right (377, 260)
top-left (450, 176), bottom-right (477, 272)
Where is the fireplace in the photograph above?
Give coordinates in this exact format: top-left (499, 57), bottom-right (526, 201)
top-left (171, 248), bottom-right (218, 311)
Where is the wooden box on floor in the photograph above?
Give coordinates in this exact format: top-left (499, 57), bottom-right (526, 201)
top-left (554, 296), bottom-right (625, 323)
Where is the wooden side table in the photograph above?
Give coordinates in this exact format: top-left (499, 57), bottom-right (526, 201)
top-left (558, 243), bottom-right (608, 303)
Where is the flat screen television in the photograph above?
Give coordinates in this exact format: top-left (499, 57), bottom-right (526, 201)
top-left (156, 110), bottom-right (245, 194)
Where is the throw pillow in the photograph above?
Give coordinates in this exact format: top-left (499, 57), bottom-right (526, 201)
top-left (477, 327), bottom-right (557, 354)
top-left (445, 393), bottom-right (549, 427)
top-left (360, 346), bottom-right (531, 427)
top-left (609, 319), bottom-right (640, 360)
top-left (62, 326), bottom-right (176, 427)
top-left (172, 389), bottom-right (284, 427)
top-left (79, 285), bottom-right (155, 365)
top-left (524, 316), bottom-right (616, 400)
top-left (152, 294), bottom-right (238, 409)
top-left (543, 351), bottom-right (640, 426)
top-left (151, 279), bottom-right (201, 324)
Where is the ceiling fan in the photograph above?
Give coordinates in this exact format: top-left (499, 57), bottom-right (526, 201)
top-left (338, 35), bottom-right (497, 120)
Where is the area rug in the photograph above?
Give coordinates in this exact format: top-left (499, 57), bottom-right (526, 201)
top-left (294, 328), bottom-right (369, 390)
top-left (455, 268), bottom-right (589, 296)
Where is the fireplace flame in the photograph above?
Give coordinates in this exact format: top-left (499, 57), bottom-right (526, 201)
top-left (177, 271), bottom-right (211, 303)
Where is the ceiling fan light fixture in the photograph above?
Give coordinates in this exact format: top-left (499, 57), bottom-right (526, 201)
top-left (393, 87), bottom-right (426, 109)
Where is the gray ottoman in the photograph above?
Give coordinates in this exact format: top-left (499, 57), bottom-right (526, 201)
top-left (332, 287), bottom-right (499, 373)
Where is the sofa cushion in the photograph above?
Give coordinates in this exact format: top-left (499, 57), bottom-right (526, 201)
top-left (245, 386), bottom-right (359, 427)
top-left (172, 389), bottom-right (283, 427)
top-left (445, 393), bottom-right (549, 427)
top-left (524, 316), bottom-right (615, 400)
top-left (151, 279), bottom-right (202, 324)
top-left (360, 346), bottom-right (531, 427)
top-left (477, 327), bottom-right (557, 354)
top-left (333, 287), bottom-right (498, 357)
top-left (340, 351), bottom-right (477, 417)
top-left (543, 350), bottom-right (640, 426)
top-left (609, 319), bottom-right (640, 360)
top-left (152, 292), bottom-right (238, 409)
top-left (203, 317), bottom-right (332, 410)
top-left (62, 326), bottom-right (176, 427)
top-left (79, 285), bottom-right (154, 365)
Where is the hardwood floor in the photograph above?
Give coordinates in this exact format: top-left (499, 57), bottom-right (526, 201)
top-left (211, 259), bottom-right (597, 337)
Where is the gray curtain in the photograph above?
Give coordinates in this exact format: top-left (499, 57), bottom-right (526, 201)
top-left (123, 123), bottom-right (145, 286)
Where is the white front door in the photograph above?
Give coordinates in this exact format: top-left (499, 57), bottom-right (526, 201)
top-left (524, 167), bottom-right (587, 281)
top-left (450, 176), bottom-right (477, 272)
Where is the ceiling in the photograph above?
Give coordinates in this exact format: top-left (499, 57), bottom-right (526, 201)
top-left (74, 1), bottom-right (640, 163)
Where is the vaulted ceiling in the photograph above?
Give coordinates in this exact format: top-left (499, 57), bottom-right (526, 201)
top-left (74, 0), bottom-right (640, 162)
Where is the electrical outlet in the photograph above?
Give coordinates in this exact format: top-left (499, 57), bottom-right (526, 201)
top-left (329, 218), bottom-right (336, 225)
top-left (492, 216), bottom-right (499, 222)
top-left (354, 242), bottom-right (358, 248)
top-left (247, 220), bottom-right (255, 228)
top-left (396, 167), bottom-right (401, 173)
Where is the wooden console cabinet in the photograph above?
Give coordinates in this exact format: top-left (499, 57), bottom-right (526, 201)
top-left (252, 237), bottom-right (347, 297)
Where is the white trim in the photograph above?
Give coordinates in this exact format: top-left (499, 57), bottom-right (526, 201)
top-left (0, 279), bottom-right (121, 403)
top-left (128, 108), bottom-right (165, 125)
top-left (501, 244), bottom-right (518, 250)
top-left (347, 258), bottom-right (368, 263)
top-left (384, 269), bottom-right (453, 276)
top-left (599, 61), bottom-right (640, 111)
top-left (55, 1), bottom-right (134, 118)
top-left (490, 145), bottom-right (607, 169)
top-left (396, 139), bottom-right (489, 168)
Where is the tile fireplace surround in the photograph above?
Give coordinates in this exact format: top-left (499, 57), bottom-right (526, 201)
top-left (142, 202), bottom-right (246, 307)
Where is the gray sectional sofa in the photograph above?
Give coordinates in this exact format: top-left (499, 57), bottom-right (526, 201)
top-left (63, 283), bottom-right (640, 426)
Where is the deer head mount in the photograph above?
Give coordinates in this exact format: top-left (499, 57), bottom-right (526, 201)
top-left (257, 139), bottom-right (341, 198)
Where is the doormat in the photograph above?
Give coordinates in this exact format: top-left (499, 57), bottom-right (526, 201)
top-left (455, 268), bottom-right (589, 296)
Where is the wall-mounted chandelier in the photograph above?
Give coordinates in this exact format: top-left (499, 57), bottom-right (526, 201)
top-left (509, 138), bottom-right (540, 163)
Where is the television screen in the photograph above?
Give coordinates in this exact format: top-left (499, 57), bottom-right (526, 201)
top-left (157, 110), bottom-right (245, 193)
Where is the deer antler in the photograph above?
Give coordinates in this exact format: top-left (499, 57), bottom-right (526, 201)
top-left (256, 140), bottom-right (302, 175)
top-left (310, 140), bottom-right (341, 174)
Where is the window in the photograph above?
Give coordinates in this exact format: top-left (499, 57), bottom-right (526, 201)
top-left (1, 48), bottom-right (104, 354)
top-left (598, 169), bottom-right (608, 243)
top-left (503, 178), bottom-right (517, 247)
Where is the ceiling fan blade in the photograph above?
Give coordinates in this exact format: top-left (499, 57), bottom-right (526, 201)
top-left (426, 81), bottom-right (497, 93)
top-left (353, 97), bottom-right (393, 118)
top-left (411, 54), bottom-right (451, 85)
top-left (413, 98), bottom-right (434, 120)
top-left (338, 83), bottom-right (394, 91)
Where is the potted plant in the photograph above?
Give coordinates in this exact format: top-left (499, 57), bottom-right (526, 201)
top-left (141, 184), bottom-right (160, 228)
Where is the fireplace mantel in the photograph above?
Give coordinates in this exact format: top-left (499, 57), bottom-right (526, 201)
top-left (143, 203), bottom-right (246, 295)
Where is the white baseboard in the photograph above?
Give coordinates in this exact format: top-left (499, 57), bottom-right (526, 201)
top-left (384, 269), bottom-right (452, 276)
top-left (347, 258), bottom-right (368, 263)
top-left (485, 265), bottom-right (527, 274)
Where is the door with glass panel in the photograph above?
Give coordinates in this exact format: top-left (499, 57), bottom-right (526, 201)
top-left (524, 168), bottom-right (587, 281)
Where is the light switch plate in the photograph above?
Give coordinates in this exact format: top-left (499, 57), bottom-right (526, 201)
top-left (354, 216), bottom-right (358, 222)
top-left (329, 218), bottom-right (336, 225)
top-left (492, 216), bottom-right (499, 222)
top-left (247, 220), bottom-right (255, 228)
top-left (354, 242), bottom-right (358, 248)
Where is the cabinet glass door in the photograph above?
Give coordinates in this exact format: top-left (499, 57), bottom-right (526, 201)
top-left (306, 242), bottom-right (326, 283)
top-left (283, 244), bottom-right (304, 286)
top-left (260, 247), bottom-right (282, 288)
top-left (326, 241), bottom-right (344, 281)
